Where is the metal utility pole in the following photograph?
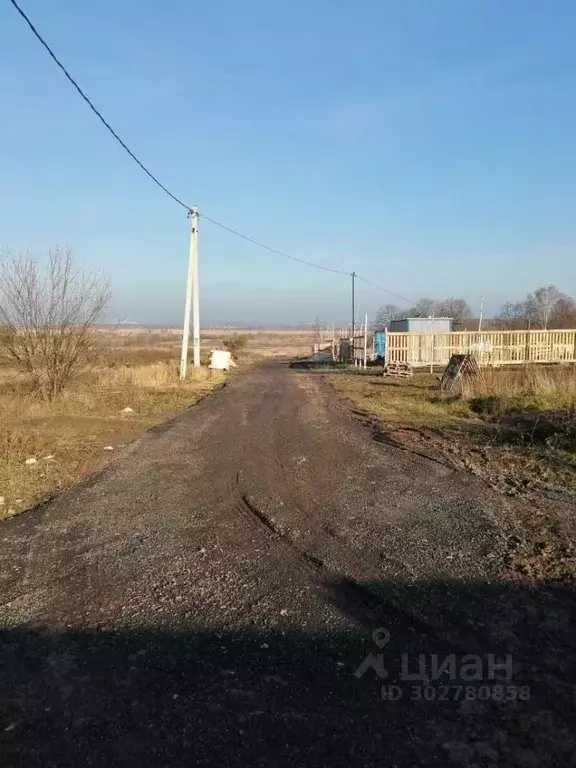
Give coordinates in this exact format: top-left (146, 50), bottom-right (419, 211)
top-left (180, 206), bottom-right (200, 379)
top-left (478, 295), bottom-right (485, 333)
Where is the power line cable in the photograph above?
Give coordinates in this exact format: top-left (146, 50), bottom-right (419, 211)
top-left (354, 274), bottom-right (414, 304)
top-left (9, 0), bottom-right (413, 297)
top-left (199, 213), bottom-right (350, 275)
top-left (10, 0), bottom-right (350, 276)
top-left (8, 0), bottom-right (191, 211)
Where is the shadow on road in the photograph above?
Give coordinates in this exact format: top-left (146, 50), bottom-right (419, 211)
top-left (2, 578), bottom-right (574, 766)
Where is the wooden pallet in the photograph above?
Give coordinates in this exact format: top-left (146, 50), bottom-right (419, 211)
top-left (383, 362), bottom-right (413, 378)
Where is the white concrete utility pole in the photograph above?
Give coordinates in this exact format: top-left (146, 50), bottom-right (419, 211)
top-left (180, 206), bottom-right (200, 378)
top-left (191, 206), bottom-right (200, 368)
top-left (363, 313), bottom-right (368, 369)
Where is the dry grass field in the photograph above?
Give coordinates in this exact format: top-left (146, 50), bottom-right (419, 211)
top-left (203, 327), bottom-right (317, 360)
top-left (0, 326), bottom-right (316, 519)
top-left (88, 327), bottom-right (317, 367)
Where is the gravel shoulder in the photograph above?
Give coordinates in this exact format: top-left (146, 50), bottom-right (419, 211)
top-left (1, 362), bottom-right (574, 766)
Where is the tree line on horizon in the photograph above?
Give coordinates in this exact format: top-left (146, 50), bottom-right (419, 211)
top-left (374, 285), bottom-right (576, 332)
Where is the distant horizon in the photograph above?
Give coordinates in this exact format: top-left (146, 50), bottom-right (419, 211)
top-left (103, 315), bottom-right (498, 331)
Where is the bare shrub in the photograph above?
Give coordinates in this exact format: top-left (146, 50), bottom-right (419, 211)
top-left (0, 248), bottom-right (111, 400)
top-left (222, 333), bottom-right (249, 357)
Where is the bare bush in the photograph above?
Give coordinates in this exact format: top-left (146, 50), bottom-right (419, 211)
top-left (0, 248), bottom-right (111, 400)
top-left (222, 333), bottom-right (249, 357)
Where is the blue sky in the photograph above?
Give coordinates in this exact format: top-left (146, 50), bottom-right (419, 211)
top-left (1, 0), bottom-right (575, 324)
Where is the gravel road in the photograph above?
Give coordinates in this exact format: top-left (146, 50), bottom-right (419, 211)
top-left (1, 362), bottom-right (574, 766)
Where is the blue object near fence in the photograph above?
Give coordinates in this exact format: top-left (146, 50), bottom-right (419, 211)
top-left (374, 331), bottom-right (386, 359)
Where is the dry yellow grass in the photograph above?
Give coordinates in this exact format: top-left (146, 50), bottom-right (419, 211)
top-left (94, 326), bottom-right (316, 362)
top-left (202, 328), bottom-right (317, 361)
top-left (461, 365), bottom-right (576, 414)
top-left (0, 353), bottom-right (225, 520)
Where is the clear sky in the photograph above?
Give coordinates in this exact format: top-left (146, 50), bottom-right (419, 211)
top-left (1, 0), bottom-right (575, 325)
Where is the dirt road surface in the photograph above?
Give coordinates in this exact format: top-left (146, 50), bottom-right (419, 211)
top-left (1, 363), bottom-right (574, 766)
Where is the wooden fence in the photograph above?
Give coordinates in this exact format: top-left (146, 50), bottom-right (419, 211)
top-left (386, 330), bottom-right (576, 367)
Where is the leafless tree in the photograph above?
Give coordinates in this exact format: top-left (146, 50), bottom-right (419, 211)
top-left (496, 301), bottom-right (529, 329)
top-left (407, 298), bottom-right (436, 318)
top-left (526, 285), bottom-right (573, 329)
top-left (497, 285), bottom-right (574, 330)
top-left (374, 303), bottom-right (403, 329)
top-left (0, 248), bottom-right (111, 400)
top-left (403, 297), bottom-right (471, 329)
top-left (554, 301), bottom-right (576, 329)
top-left (436, 297), bottom-right (472, 329)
